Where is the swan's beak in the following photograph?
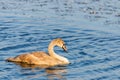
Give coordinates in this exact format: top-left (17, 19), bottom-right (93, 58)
top-left (62, 44), bottom-right (68, 53)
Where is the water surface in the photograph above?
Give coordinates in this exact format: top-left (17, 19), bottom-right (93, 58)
top-left (0, 0), bottom-right (120, 80)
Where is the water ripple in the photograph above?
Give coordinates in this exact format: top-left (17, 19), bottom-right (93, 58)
top-left (0, 43), bottom-right (33, 51)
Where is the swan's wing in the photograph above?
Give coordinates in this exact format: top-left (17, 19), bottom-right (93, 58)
top-left (7, 51), bottom-right (57, 65)
top-left (30, 51), bottom-right (50, 59)
top-left (7, 53), bottom-right (37, 63)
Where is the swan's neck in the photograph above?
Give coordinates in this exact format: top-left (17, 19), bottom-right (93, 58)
top-left (48, 41), bottom-right (69, 64)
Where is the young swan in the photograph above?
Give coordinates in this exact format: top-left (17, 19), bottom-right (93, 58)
top-left (6, 38), bottom-right (70, 67)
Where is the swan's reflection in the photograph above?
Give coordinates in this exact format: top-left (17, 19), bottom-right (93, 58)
top-left (46, 66), bottom-right (67, 80)
top-left (15, 62), bottom-right (67, 80)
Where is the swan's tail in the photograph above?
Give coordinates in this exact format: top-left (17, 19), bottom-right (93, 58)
top-left (6, 57), bottom-right (15, 62)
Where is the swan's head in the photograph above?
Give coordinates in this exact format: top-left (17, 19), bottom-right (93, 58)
top-left (54, 38), bottom-right (67, 52)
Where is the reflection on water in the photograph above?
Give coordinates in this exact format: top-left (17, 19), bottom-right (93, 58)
top-left (27, 69), bottom-right (67, 80)
top-left (14, 62), bottom-right (67, 80)
top-left (46, 67), bottom-right (67, 80)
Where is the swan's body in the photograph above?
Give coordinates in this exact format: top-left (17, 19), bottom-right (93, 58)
top-left (6, 38), bottom-right (70, 67)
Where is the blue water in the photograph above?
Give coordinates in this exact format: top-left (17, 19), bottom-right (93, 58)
top-left (0, 0), bottom-right (120, 80)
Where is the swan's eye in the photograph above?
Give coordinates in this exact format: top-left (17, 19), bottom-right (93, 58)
top-left (63, 44), bottom-right (65, 46)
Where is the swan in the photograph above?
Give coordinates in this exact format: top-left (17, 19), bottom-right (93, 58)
top-left (6, 38), bottom-right (70, 67)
